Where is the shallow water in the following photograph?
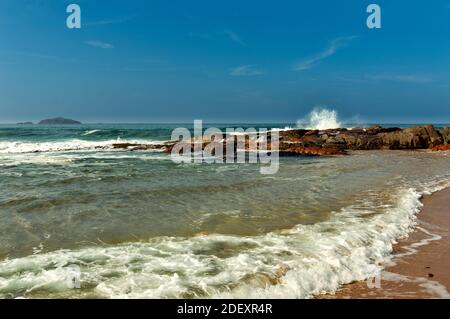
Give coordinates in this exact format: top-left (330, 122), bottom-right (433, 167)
top-left (1, 124), bottom-right (450, 298)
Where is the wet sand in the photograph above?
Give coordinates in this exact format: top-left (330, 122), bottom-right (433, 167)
top-left (323, 186), bottom-right (450, 299)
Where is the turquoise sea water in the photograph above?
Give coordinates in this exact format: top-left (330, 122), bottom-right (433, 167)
top-left (1, 123), bottom-right (450, 298)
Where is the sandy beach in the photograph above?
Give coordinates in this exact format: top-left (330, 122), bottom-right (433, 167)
top-left (324, 186), bottom-right (450, 299)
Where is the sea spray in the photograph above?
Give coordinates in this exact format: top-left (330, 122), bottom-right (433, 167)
top-left (297, 108), bottom-right (342, 130)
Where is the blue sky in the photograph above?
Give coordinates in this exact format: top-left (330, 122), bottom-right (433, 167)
top-left (1, 0), bottom-right (450, 123)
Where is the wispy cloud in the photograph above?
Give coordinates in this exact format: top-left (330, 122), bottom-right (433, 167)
top-left (85, 40), bottom-right (114, 49)
top-left (85, 16), bottom-right (135, 26)
top-left (224, 30), bottom-right (246, 46)
top-left (366, 74), bottom-right (432, 83)
top-left (230, 65), bottom-right (265, 76)
top-left (293, 36), bottom-right (357, 71)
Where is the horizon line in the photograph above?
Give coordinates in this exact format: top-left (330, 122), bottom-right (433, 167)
top-left (1, 121), bottom-right (449, 126)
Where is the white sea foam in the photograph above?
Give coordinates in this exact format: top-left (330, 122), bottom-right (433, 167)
top-left (393, 226), bottom-right (442, 260)
top-left (382, 271), bottom-right (450, 298)
top-left (0, 151), bottom-right (170, 167)
top-left (82, 130), bottom-right (102, 136)
top-left (0, 139), bottom-right (167, 154)
top-left (20, 156), bottom-right (74, 165)
top-left (0, 186), bottom-right (430, 299)
top-left (297, 108), bottom-right (342, 130)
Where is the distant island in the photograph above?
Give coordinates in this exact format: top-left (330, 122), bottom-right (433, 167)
top-left (38, 117), bottom-right (82, 125)
top-left (17, 122), bottom-right (34, 125)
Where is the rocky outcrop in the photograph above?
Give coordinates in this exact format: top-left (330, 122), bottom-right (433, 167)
top-left (305, 125), bottom-right (445, 151)
top-left (378, 125), bottom-right (443, 149)
top-left (439, 127), bottom-right (450, 144)
top-left (110, 143), bottom-right (165, 151)
top-left (110, 125), bottom-right (450, 157)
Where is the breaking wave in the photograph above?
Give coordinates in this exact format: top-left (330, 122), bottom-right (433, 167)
top-left (0, 139), bottom-right (167, 154)
top-left (0, 186), bottom-right (429, 299)
top-left (297, 108), bottom-right (342, 130)
top-left (82, 130), bottom-right (102, 136)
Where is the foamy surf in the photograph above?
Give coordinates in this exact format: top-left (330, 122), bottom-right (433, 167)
top-left (0, 139), bottom-right (167, 154)
top-left (0, 186), bottom-right (425, 299)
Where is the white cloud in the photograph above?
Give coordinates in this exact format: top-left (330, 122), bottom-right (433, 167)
top-left (293, 36), bottom-right (357, 71)
top-left (224, 30), bottom-right (246, 46)
top-left (230, 65), bottom-right (265, 76)
top-left (366, 74), bottom-right (432, 83)
top-left (85, 40), bottom-right (114, 49)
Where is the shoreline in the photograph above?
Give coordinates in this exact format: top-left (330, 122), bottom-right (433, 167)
top-left (322, 186), bottom-right (450, 299)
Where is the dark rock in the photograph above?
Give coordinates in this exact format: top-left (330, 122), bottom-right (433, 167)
top-left (280, 146), bottom-right (347, 156)
top-left (279, 129), bottom-right (309, 141)
top-left (112, 143), bottom-right (164, 151)
top-left (304, 130), bottom-right (319, 136)
top-left (379, 125), bottom-right (443, 149)
top-left (280, 125), bottom-right (443, 152)
top-left (153, 125), bottom-right (448, 158)
top-left (365, 125), bottom-right (402, 135)
top-left (439, 127), bottom-right (450, 144)
top-left (328, 132), bottom-right (382, 150)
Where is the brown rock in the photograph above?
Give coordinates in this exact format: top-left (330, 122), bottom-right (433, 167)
top-left (439, 127), bottom-right (450, 144)
top-left (379, 125), bottom-right (443, 149)
top-left (305, 130), bottom-right (319, 136)
top-left (280, 146), bottom-right (346, 156)
top-left (430, 144), bottom-right (450, 152)
top-left (112, 143), bottom-right (161, 151)
top-left (279, 129), bottom-right (309, 141)
top-left (112, 143), bottom-right (139, 149)
top-left (365, 125), bottom-right (401, 135)
top-left (158, 125), bottom-right (449, 157)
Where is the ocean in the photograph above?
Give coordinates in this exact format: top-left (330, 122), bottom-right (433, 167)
top-left (1, 123), bottom-right (450, 298)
